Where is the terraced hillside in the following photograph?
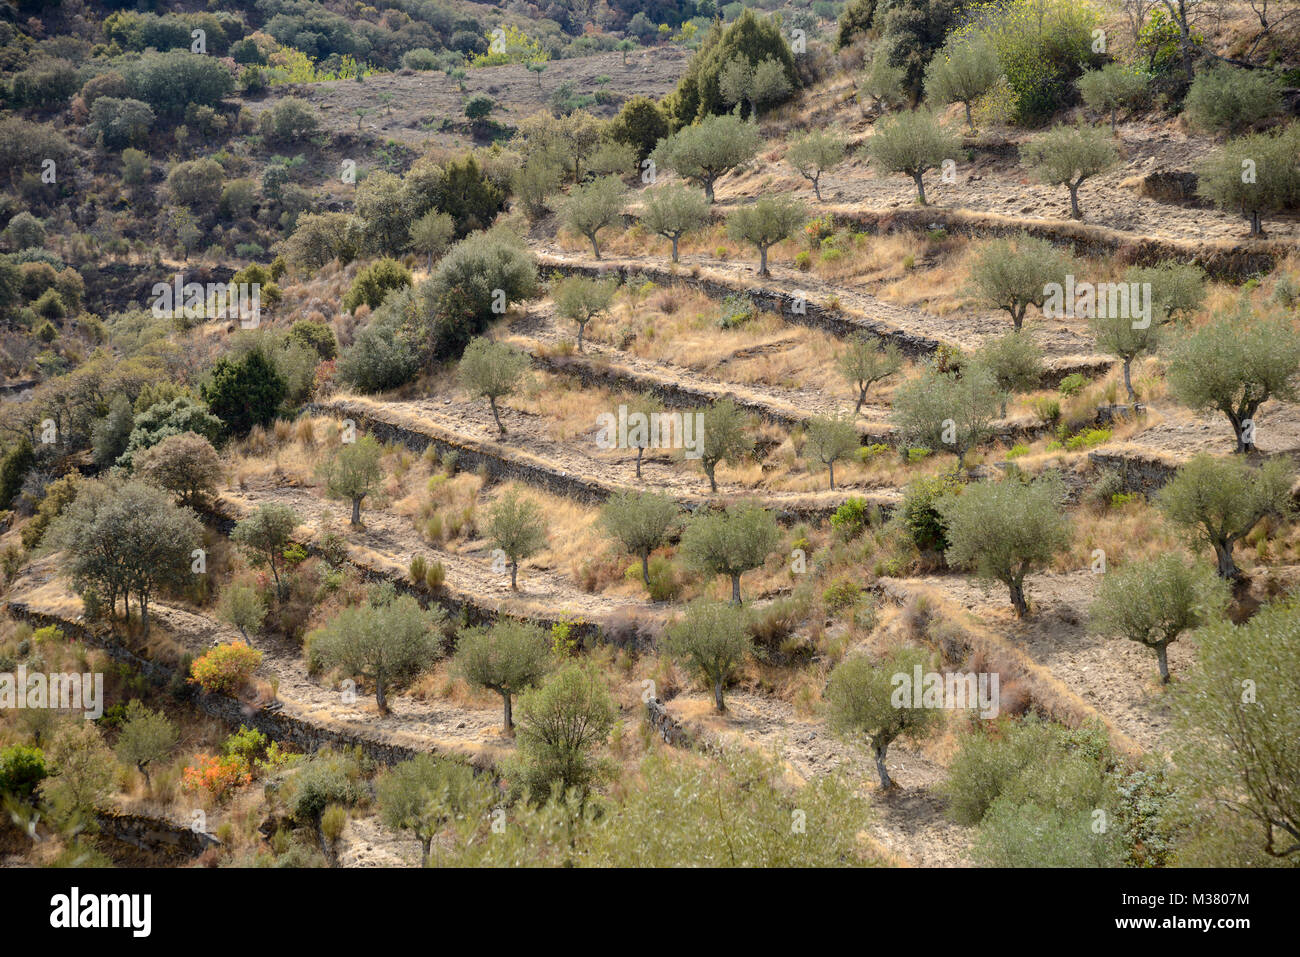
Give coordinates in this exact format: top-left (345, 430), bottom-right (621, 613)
top-left (1, 0), bottom-right (1298, 880)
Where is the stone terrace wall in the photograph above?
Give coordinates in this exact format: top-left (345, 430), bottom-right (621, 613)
top-left (96, 809), bottom-right (221, 859)
top-left (4, 604), bottom-right (427, 765)
top-left (825, 208), bottom-right (1285, 281)
top-left (540, 259), bottom-right (942, 359)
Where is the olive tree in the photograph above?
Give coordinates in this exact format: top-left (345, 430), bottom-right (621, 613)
top-left (785, 129), bottom-right (848, 201)
top-left (679, 500), bottom-right (780, 604)
top-left (1157, 454), bottom-right (1295, 580)
top-left (561, 175), bottom-right (626, 259)
top-left (697, 397), bottom-right (754, 492)
top-left (115, 701), bottom-right (178, 788)
top-left (511, 662), bottom-right (615, 802)
top-left (650, 113), bottom-right (763, 203)
top-left (1020, 124), bottom-right (1120, 220)
top-left (308, 586), bottom-right (446, 713)
top-left (600, 490), bottom-right (679, 588)
top-left (936, 473), bottom-right (1072, 617)
top-left (640, 183), bottom-right (710, 263)
top-left (318, 433), bottom-right (384, 526)
top-left (485, 487), bottom-right (548, 589)
top-left (1171, 599), bottom-right (1300, 863)
top-left (892, 362), bottom-right (1004, 469)
top-left (1183, 63), bottom-right (1285, 136)
top-left (623, 393), bottom-right (663, 480)
top-left (866, 109), bottom-right (960, 206)
top-left (1090, 554), bottom-right (1230, 683)
top-left (664, 600), bottom-right (752, 711)
top-left (408, 210), bottom-right (455, 272)
top-left (967, 234), bottom-right (1073, 331)
top-left (219, 582), bottom-right (266, 640)
top-left (975, 332), bottom-right (1043, 417)
top-left (719, 55), bottom-right (792, 119)
top-left (457, 337), bottom-right (529, 435)
top-left (838, 335), bottom-right (903, 414)
top-left (1197, 126), bottom-right (1300, 236)
top-left (749, 56), bottom-right (793, 118)
top-left (453, 618), bottom-right (551, 730)
top-left (1126, 261), bottom-right (1206, 321)
top-left (858, 46), bottom-right (907, 114)
top-left (552, 275), bottom-right (617, 352)
top-left (924, 35), bottom-right (1002, 130)
top-left (726, 196), bottom-right (806, 277)
top-left (376, 754), bottom-right (486, 866)
top-left (803, 413), bottom-right (859, 489)
top-left (232, 502), bottom-right (300, 598)
top-left (1078, 64), bottom-right (1150, 131)
top-left (40, 722), bottom-right (116, 816)
top-left (1090, 306), bottom-right (1158, 404)
top-left (826, 646), bottom-right (941, 789)
top-left (1165, 310), bottom-right (1300, 453)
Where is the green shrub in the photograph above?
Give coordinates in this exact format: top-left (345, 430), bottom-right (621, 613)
top-left (1065, 427), bottom-right (1110, 450)
top-left (1183, 64), bottom-right (1284, 135)
top-left (822, 577), bottom-right (862, 612)
top-left (1083, 467), bottom-right (1127, 511)
top-left (1058, 372), bottom-right (1086, 397)
top-left (343, 258), bottom-right (412, 312)
top-left (0, 744), bottom-right (46, 798)
top-left (969, 0), bottom-right (1100, 125)
top-left (829, 496), bottom-right (872, 538)
top-left (287, 319), bottom-right (338, 360)
top-left (1032, 397), bottom-right (1061, 425)
top-left (716, 292), bottom-right (756, 329)
top-left (857, 443), bottom-right (891, 462)
top-left (899, 470), bottom-right (962, 554)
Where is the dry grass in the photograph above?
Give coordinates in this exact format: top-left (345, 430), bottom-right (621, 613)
top-left (572, 283), bottom-right (918, 403)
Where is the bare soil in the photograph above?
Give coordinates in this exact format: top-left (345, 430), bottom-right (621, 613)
top-left (247, 48), bottom-right (691, 150)
top-left (891, 569), bottom-right (1186, 754)
top-left (729, 101), bottom-right (1300, 244)
top-left (222, 478), bottom-right (658, 625)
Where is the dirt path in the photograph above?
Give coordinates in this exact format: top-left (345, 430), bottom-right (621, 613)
top-left (890, 570), bottom-right (1179, 754)
top-left (319, 395), bottom-right (905, 518)
top-left (666, 690), bottom-right (972, 867)
top-left (722, 122), bottom-right (1300, 245)
top-left (504, 301), bottom-right (897, 433)
top-left (4, 565), bottom-right (513, 761)
top-left (337, 814), bottom-right (421, 868)
top-left (1098, 400), bottom-right (1300, 462)
top-left (535, 246), bottom-right (1105, 365)
top-left (222, 479), bottom-right (660, 626)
